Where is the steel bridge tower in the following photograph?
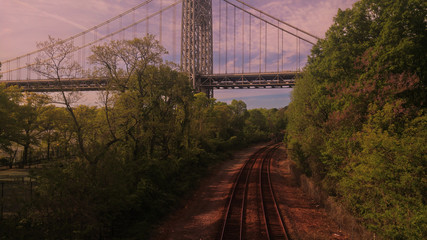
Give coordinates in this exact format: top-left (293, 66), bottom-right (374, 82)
top-left (181, 0), bottom-right (213, 97)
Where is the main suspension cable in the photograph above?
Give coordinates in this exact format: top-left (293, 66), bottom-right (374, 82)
top-left (1, 0), bottom-right (154, 64)
top-left (2, 0), bottom-right (183, 74)
top-left (223, 0), bottom-right (316, 45)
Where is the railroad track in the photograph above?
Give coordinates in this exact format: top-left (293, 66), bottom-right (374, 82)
top-left (220, 143), bottom-right (290, 240)
top-left (260, 144), bottom-right (289, 240)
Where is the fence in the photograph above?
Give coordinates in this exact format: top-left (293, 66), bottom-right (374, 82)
top-left (0, 177), bottom-right (35, 219)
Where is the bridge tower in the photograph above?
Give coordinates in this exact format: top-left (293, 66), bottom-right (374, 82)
top-left (181, 0), bottom-right (213, 97)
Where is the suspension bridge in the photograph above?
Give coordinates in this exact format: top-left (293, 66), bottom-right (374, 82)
top-left (0, 0), bottom-right (319, 97)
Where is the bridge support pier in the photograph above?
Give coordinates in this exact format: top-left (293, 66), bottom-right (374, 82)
top-left (181, 0), bottom-right (213, 96)
top-left (200, 85), bottom-right (213, 98)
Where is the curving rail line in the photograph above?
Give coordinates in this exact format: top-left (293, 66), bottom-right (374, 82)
top-left (220, 143), bottom-right (290, 240)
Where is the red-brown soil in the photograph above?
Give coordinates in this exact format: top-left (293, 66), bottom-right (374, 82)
top-left (271, 145), bottom-right (349, 240)
top-left (151, 143), bottom-right (350, 240)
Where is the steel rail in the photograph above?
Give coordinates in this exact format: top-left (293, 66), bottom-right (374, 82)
top-left (220, 145), bottom-right (271, 240)
top-left (259, 144), bottom-right (290, 239)
top-left (267, 145), bottom-right (290, 240)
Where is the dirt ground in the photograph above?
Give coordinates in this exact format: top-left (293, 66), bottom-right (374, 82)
top-left (151, 143), bottom-right (350, 240)
top-left (271, 145), bottom-right (349, 240)
top-left (0, 168), bottom-right (31, 181)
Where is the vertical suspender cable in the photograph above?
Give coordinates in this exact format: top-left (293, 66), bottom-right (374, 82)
top-left (160, 0), bottom-right (163, 44)
top-left (233, 6), bottom-right (236, 73)
top-left (297, 31), bottom-right (300, 72)
top-left (180, 1), bottom-right (185, 73)
top-left (82, 34), bottom-right (86, 75)
top-left (94, 26), bottom-right (98, 41)
top-left (146, 5), bottom-right (149, 35)
top-left (295, 30), bottom-right (298, 72)
top-left (133, 11), bottom-right (136, 38)
top-left (265, 21), bottom-right (267, 72)
top-left (27, 54), bottom-right (30, 80)
top-left (219, 0), bottom-right (221, 73)
top-left (299, 38), bottom-right (301, 71)
top-left (78, 43), bottom-right (81, 75)
top-left (281, 30), bottom-right (284, 72)
top-left (120, 16), bottom-right (124, 40)
top-left (249, 15), bottom-right (251, 73)
top-left (107, 21), bottom-right (111, 40)
top-left (242, 12), bottom-right (244, 74)
top-left (173, 4), bottom-right (177, 63)
top-left (7, 62), bottom-right (10, 80)
top-left (225, 3), bottom-right (228, 74)
top-left (277, 21), bottom-right (279, 73)
top-left (17, 58), bottom-right (20, 80)
top-left (259, 15), bottom-right (261, 73)
top-left (71, 38), bottom-right (75, 63)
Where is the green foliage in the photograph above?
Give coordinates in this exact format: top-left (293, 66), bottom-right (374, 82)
top-left (0, 84), bottom-right (24, 165)
top-left (286, 0), bottom-right (426, 238)
top-left (0, 35), bottom-right (288, 239)
top-left (339, 112), bottom-right (426, 239)
top-left (0, 84), bottom-right (18, 151)
top-left (16, 93), bottom-right (51, 166)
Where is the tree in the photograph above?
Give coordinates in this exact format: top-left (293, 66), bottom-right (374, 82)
top-left (90, 35), bottom-right (167, 94)
top-left (229, 100), bottom-right (249, 138)
top-left (38, 106), bottom-right (73, 161)
top-left (244, 109), bottom-right (269, 142)
top-left (90, 35), bottom-right (179, 161)
top-left (0, 84), bottom-right (22, 166)
top-left (32, 36), bottom-right (120, 165)
top-left (286, 0), bottom-right (426, 238)
top-left (1, 32), bottom-right (291, 238)
top-left (38, 106), bottom-right (57, 161)
top-left (191, 93), bottom-right (215, 134)
top-left (16, 92), bottom-right (50, 166)
top-left (31, 36), bottom-right (91, 160)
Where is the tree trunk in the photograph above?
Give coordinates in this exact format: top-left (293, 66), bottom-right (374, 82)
top-left (22, 142), bottom-right (30, 168)
top-left (47, 139), bottom-right (51, 161)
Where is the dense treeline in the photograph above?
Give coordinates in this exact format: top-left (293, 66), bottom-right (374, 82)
top-left (0, 36), bottom-right (287, 239)
top-left (286, 0), bottom-right (426, 238)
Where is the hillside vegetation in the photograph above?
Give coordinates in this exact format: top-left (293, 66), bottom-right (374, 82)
top-left (286, 0), bottom-right (426, 238)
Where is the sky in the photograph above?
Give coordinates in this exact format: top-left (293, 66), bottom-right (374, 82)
top-left (0, 0), bottom-right (358, 108)
top-left (0, 0), bottom-right (358, 62)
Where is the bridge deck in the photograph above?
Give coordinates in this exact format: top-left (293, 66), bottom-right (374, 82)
top-left (1, 72), bottom-right (298, 92)
top-left (200, 72), bottom-right (297, 89)
top-left (1, 78), bottom-right (108, 92)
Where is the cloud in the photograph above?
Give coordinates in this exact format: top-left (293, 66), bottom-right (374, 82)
top-left (15, 0), bottom-right (89, 32)
top-left (209, 0), bottom-right (358, 73)
top-left (0, 0), bottom-right (357, 71)
top-left (0, 28), bottom-right (12, 37)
